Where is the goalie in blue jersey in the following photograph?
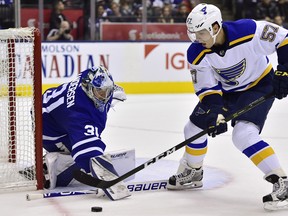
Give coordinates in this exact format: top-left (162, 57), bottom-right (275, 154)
top-left (41, 65), bottom-right (130, 200)
top-left (167, 3), bottom-right (288, 211)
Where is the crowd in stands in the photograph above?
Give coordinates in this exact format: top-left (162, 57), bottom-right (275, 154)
top-left (17, 0), bottom-right (288, 40)
top-left (93, 0), bottom-right (199, 24)
top-left (91, 0), bottom-right (288, 26)
top-left (42, 0), bottom-right (200, 40)
top-left (86, 0), bottom-right (288, 40)
top-left (87, 0), bottom-right (200, 40)
top-left (233, 0), bottom-right (288, 28)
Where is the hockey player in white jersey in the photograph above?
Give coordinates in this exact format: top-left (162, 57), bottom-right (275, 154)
top-left (41, 65), bottom-right (131, 200)
top-left (167, 3), bottom-right (288, 210)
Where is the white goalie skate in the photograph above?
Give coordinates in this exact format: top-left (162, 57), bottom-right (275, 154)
top-left (263, 174), bottom-right (288, 211)
top-left (19, 153), bottom-right (58, 189)
top-left (167, 160), bottom-right (203, 190)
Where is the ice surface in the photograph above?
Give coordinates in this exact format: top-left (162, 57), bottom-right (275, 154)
top-left (1, 94), bottom-right (288, 216)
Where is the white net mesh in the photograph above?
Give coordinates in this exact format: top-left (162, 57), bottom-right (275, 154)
top-left (0, 27), bottom-right (37, 189)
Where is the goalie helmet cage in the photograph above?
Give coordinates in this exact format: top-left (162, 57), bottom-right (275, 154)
top-left (0, 27), bottom-right (43, 190)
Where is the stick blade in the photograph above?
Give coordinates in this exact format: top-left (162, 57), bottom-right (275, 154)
top-left (73, 170), bottom-right (114, 189)
top-left (73, 170), bottom-right (101, 187)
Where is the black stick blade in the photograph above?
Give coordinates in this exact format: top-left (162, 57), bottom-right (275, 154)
top-left (73, 170), bottom-right (115, 189)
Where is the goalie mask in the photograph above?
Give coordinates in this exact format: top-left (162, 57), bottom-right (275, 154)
top-left (82, 66), bottom-right (114, 112)
top-left (186, 3), bottom-right (222, 44)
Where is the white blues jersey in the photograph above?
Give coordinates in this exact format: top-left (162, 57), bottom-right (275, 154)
top-left (188, 19), bottom-right (288, 101)
top-left (42, 69), bottom-right (112, 171)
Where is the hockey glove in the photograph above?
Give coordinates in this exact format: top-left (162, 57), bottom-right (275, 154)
top-left (273, 64), bottom-right (288, 99)
top-left (111, 84), bottom-right (127, 107)
top-left (206, 110), bottom-right (227, 138)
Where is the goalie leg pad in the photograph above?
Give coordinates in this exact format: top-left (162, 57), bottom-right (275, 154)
top-left (44, 152), bottom-right (76, 189)
top-left (90, 154), bottom-right (131, 201)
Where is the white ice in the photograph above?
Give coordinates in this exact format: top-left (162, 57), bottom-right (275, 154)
top-left (1, 93), bottom-right (288, 216)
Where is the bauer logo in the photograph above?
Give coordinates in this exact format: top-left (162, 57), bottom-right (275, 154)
top-left (127, 181), bottom-right (167, 192)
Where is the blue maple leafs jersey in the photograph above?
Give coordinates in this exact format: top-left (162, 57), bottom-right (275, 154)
top-left (42, 69), bottom-right (112, 171)
top-left (187, 19), bottom-right (288, 101)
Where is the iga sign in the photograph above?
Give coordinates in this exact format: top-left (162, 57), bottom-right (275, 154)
top-left (100, 23), bottom-right (190, 41)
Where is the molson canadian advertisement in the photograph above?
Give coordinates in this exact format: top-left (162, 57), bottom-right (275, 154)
top-left (41, 42), bottom-right (194, 93)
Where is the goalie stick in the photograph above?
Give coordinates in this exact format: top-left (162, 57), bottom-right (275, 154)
top-left (26, 179), bottom-right (168, 200)
top-left (26, 190), bottom-right (97, 201)
top-left (73, 92), bottom-right (274, 189)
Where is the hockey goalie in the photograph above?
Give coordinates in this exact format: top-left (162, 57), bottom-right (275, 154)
top-left (22, 65), bottom-right (131, 200)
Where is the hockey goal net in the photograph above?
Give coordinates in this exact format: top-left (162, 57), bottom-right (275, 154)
top-left (0, 27), bottom-right (43, 190)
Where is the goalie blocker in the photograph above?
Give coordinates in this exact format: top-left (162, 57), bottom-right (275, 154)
top-left (90, 155), bottom-right (131, 200)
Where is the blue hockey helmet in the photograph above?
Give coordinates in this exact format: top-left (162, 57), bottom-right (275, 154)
top-left (82, 65), bottom-right (114, 111)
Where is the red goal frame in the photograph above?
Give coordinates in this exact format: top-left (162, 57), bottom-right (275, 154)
top-left (6, 28), bottom-right (43, 190)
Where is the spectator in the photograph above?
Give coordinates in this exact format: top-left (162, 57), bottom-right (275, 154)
top-left (133, 6), bottom-right (144, 22)
top-left (132, 0), bottom-right (149, 12)
top-left (120, 0), bottom-right (134, 22)
top-left (88, 4), bottom-right (108, 40)
top-left (277, 0), bottom-right (288, 24)
top-left (255, 0), bottom-right (280, 22)
top-left (49, 0), bottom-right (68, 30)
top-left (107, 2), bottom-right (125, 22)
top-left (181, 0), bottom-right (198, 11)
top-left (174, 3), bottom-right (190, 23)
top-left (151, 1), bottom-right (164, 22)
top-left (95, 4), bottom-right (108, 25)
top-left (46, 20), bottom-right (73, 41)
top-left (274, 15), bottom-right (288, 29)
top-left (159, 5), bottom-right (174, 23)
top-left (238, 0), bottom-right (258, 19)
top-left (233, 0), bottom-right (245, 20)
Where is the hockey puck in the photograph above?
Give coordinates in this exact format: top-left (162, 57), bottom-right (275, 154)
top-left (91, 206), bottom-right (103, 212)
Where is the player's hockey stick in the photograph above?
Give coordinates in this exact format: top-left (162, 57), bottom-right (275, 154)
top-left (26, 179), bottom-right (168, 200)
top-left (73, 92), bottom-right (274, 189)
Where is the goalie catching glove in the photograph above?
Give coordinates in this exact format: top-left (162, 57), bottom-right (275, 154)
top-left (111, 84), bottom-right (127, 107)
top-left (273, 64), bottom-right (288, 99)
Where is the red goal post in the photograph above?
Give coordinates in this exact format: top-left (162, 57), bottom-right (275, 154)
top-left (0, 27), bottom-right (43, 190)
